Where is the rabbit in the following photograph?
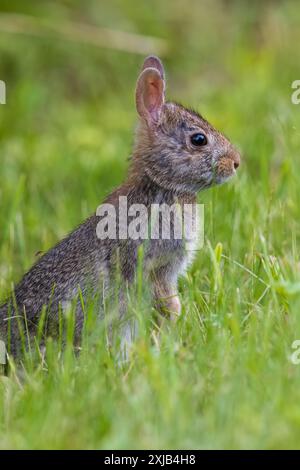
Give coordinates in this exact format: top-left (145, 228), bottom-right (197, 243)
top-left (0, 56), bottom-right (240, 358)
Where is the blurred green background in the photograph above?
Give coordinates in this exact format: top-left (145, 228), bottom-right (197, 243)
top-left (0, 0), bottom-right (300, 449)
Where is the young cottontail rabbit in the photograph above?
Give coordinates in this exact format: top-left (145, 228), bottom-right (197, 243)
top-left (0, 56), bottom-right (240, 357)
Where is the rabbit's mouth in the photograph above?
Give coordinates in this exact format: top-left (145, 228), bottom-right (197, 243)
top-left (215, 170), bottom-right (236, 185)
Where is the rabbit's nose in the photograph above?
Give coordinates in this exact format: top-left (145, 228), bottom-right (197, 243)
top-left (231, 150), bottom-right (241, 170)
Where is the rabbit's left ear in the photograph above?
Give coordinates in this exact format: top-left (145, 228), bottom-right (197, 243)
top-left (135, 65), bottom-right (165, 127)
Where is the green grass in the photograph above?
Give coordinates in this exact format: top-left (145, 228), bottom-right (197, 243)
top-left (1, 0), bottom-right (300, 449)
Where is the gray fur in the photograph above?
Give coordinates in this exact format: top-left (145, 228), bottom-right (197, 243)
top-left (0, 56), bottom-right (240, 356)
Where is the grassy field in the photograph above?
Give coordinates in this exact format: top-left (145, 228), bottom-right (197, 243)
top-left (1, 0), bottom-right (300, 449)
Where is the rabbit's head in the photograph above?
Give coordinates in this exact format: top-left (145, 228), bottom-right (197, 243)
top-left (133, 56), bottom-right (240, 194)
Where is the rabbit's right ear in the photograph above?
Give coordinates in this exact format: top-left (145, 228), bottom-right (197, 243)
top-left (135, 66), bottom-right (165, 127)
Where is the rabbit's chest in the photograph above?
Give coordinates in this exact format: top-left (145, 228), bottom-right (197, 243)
top-left (144, 199), bottom-right (200, 273)
top-left (144, 238), bottom-right (195, 275)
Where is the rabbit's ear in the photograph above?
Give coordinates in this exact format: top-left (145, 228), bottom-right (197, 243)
top-left (141, 55), bottom-right (165, 80)
top-left (135, 67), bottom-right (165, 126)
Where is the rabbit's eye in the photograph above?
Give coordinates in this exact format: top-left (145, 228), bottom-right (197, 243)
top-left (190, 133), bottom-right (207, 146)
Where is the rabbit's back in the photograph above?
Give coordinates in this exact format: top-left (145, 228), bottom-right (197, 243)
top-left (0, 215), bottom-right (111, 353)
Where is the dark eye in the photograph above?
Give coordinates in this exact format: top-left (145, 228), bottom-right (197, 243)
top-left (190, 133), bottom-right (207, 146)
